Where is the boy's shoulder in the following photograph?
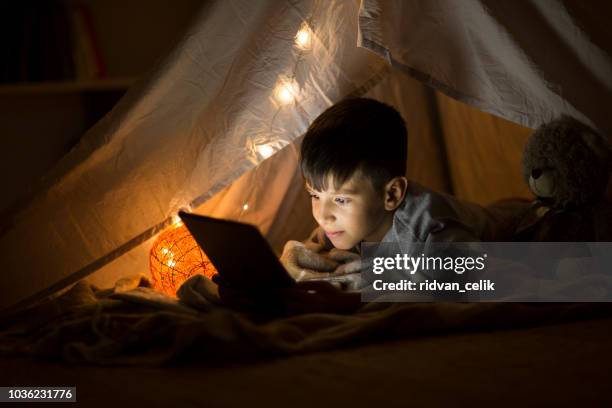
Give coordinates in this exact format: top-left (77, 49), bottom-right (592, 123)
top-left (391, 182), bottom-right (447, 241)
top-left (392, 181), bottom-right (498, 242)
top-left (401, 182), bottom-right (467, 217)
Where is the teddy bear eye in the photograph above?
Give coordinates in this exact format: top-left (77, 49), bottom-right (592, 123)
top-left (531, 169), bottom-right (542, 178)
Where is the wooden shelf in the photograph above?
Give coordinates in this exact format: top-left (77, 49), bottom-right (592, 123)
top-left (0, 78), bottom-right (136, 95)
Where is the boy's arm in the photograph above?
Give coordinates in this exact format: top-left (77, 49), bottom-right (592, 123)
top-left (280, 226), bottom-right (361, 282)
top-left (280, 226), bottom-right (338, 280)
top-left (280, 240), bottom-right (338, 278)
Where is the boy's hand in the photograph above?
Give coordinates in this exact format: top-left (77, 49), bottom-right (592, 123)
top-left (327, 248), bottom-right (363, 274)
top-left (280, 240), bottom-right (341, 280)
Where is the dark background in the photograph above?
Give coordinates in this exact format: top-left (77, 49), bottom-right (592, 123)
top-left (0, 0), bottom-right (202, 213)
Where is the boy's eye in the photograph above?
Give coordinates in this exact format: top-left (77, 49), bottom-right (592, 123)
top-left (335, 197), bottom-right (350, 205)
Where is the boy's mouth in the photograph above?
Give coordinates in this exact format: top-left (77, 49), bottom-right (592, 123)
top-left (325, 230), bottom-right (344, 238)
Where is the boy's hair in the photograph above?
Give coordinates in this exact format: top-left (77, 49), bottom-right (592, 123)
top-left (300, 97), bottom-right (408, 192)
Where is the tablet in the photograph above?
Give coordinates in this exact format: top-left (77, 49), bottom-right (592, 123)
top-left (179, 211), bottom-right (296, 289)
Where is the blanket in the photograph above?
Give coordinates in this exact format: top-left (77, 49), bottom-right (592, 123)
top-left (1, 274), bottom-right (611, 366)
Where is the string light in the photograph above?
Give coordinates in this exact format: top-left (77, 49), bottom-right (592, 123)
top-left (243, 203), bottom-right (249, 211)
top-left (294, 23), bottom-right (312, 51)
top-left (171, 213), bottom-right (183, 227)
top-left (256, 143), bottom-right (275, 159)
top-left (273, 77), bottom-right (299, 105)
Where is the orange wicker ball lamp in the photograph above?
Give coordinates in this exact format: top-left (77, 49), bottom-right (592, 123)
top-left (149, 222), bottom-right (217, 297)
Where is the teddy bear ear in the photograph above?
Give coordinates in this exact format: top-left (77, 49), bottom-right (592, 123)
top-left (581, 128), bottom-right (612, 164)
top-left (555, 114), bottom-right (612, 164)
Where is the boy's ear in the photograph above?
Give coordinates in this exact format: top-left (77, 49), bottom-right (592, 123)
top-left (383, 176), bottom-right (408, 211)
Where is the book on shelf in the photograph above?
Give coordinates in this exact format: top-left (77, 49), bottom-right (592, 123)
top-left (70, 3), bottom-right (107, 81)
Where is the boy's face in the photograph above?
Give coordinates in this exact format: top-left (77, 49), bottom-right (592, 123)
top-left (306, 172), bottom-right (393, 250)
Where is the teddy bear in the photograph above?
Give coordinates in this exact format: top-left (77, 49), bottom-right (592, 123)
top-left (516, 115), bottom-right (612, 242)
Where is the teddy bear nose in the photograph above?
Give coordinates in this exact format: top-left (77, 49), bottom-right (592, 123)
top-left (531, 168), bottom-right (542, 179)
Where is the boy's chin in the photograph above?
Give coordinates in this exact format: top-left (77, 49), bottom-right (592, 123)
top-left (330, 238), bottom-right (359, 251)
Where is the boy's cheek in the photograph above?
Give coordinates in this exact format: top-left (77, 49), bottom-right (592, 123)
top-left (310, 207), bottom-right (320, 224)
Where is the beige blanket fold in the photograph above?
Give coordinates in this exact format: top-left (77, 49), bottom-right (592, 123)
top-left (1, 274), bottom-right (610, 366)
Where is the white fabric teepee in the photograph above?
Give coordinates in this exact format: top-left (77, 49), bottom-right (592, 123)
top-left (1, 0), bottom-right (610, 313)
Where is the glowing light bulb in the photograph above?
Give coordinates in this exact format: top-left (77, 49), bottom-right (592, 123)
top-left (256, 144), bottom-right (275, 159)
top-left (273, 77), bottom-right (299, 105)
top-left (171, 214), bottom-right (183, 227)
top-left (243, 203), bottom-right (249, 211)
top-left (277, 87), bottom-right (293, 104)
top-left (294, 24), bottom-right (312, 51)
top-left (161, 248), bottom-right (169, 255)
top-left (167, 260), bottom-right (176, 268)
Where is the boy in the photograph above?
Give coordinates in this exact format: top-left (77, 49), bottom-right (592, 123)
top-left (217, 98), bottom-right (514, 314)
top-left (280, 97), bottom-right (511, 283)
